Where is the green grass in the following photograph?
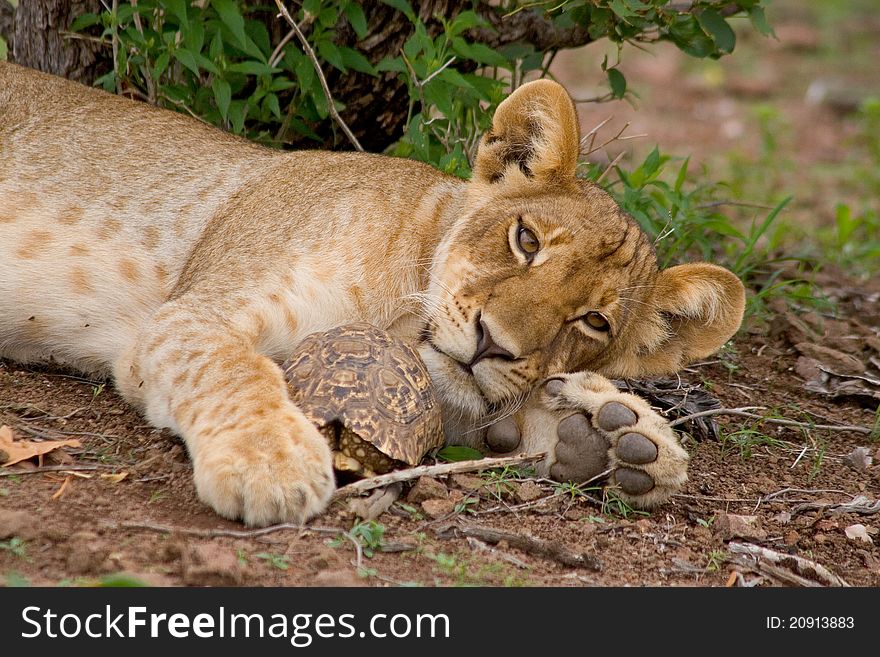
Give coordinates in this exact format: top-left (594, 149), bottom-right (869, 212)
top-left (255, 551), bottom-right (290, 570)
top-left (719, 426), bottom-right (787, 459)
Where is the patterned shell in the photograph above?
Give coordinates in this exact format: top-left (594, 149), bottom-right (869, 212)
top-left (281, 323), bottom-right (444, 466)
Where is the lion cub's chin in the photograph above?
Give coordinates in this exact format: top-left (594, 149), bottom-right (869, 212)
top-left (418, 345), bottom-right (488, 430)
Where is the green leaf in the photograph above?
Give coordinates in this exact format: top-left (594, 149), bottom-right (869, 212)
top-left (436, 446), bottom-right (484, 462)
top-left (226, 60), bottom-right (279, 76)
top-left (0, 36), bottom-right (6, 61)
top-left (380, 0), bottom-right (415, 22)
top-left (451, 38), bottom-right (508, 68)
top-left (317, 39), bottom-right (346, 72)
top-left (339, 46), bottom-right (377, 75)
top-left (265, 93), bottom-right (281, 120)
top-left (697, 8), bottom-right (736, 53)
top-left (213, 0), bottom-right (265, 61)
top-left (748, 6), bottom-right (775, 37)
top-left (607, 67), bottom-right (626, 98)
top-left (69, 12), bottom-right (101, 33)
top-left (448, 10), bottom-right (485, 37)
top-left (213, 0), bottom-right (247, 45)
top-left (172, 48), bottom-right (201, 76)
top-left (344, 2), bottom-right (369, 39)
top-left (212, 77), bottom-right (231, 120)
top-left (227, 99), bottom-right (247, 134)
top-left (608, 0), bottom-right (635, 20)
top-left (164, 0), bottom-right (189, 29)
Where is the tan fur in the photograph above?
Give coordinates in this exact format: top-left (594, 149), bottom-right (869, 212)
top-left (0, 62), bottom-right (745, 525)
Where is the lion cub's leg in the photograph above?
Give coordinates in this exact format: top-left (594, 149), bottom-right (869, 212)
top-left (488, 372), bottom-right (688, 508)
top-left (113, 297), bottom-right (335, 527)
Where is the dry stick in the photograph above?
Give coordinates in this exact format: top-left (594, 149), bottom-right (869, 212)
top-left (273, 0), bottom-right (363, 152)
top-left (115, 520), bottom-right (342, 539)
top-left (727, 542), bottom-right (850, 587)
top-left (331, 453), bottom-right (547, 502)
top-left (669, 406), bottom-right (873, 435)
top-left (0, 465), bottom-right (104, 477)
top-left (436, 524), bottom-right (602, 571)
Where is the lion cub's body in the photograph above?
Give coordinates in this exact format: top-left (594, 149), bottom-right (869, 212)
top-left (0, 62), bottom-right (453, 372)
top-left (0, 62), bottom-right (745, 526)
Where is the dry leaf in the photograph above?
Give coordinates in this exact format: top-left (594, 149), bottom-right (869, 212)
top-left (0, 425), bottom-right (82, 467)
top-left (51, 476), bottom-right (71, 500)
top-left (100, 472), bottom-right (128, 484)
top-left (844, 524), bottom-right (874, 545)
top-left (843, 446), bottom-right (873, 472)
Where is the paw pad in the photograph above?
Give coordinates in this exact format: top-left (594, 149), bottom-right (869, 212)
top-left (596, 401), bottom-right (637, 431)
top-left (616, 432), bottom-right (658, 464)
top-left (615, 467), bottom-right (655, 495)
top-left (486, 416), bottom-right (521, 453)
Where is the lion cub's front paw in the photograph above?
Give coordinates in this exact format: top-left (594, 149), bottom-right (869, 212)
top-left (192, 417), bottom-right (335, 527)
top-left (512, 372), bottom-right (688, 508)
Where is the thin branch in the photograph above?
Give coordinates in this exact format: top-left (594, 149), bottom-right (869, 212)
top-left (436, 523), bottom-right (602, 571)
top-left (331, 453), bottom-right (546, 501)
top-left (669, 406), bottom-right (873, 435)
top-left (727, 542), bottom-right (850, 587)
top-left (273, 0), bottom-right (363, 151)
top-left (0, 465), bottom-right (105, 477)
top-left (114, 520), bottom-right (342, 538)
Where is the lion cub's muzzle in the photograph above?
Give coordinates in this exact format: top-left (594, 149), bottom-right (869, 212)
top-left (469, 314), bottom-right (516, 367)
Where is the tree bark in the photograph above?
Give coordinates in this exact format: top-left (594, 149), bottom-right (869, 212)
top-left (11, 0), bottom-right (109, 83)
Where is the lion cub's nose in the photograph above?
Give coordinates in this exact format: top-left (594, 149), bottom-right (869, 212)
top-left (469, 317), bottom-right (515, 366)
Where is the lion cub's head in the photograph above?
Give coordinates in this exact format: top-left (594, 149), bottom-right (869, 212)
top-left (418, 79), bottom-right (745, 422)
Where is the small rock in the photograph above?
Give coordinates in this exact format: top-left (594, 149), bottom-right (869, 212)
top-left (562, 508), bottom-right (582, 521)
top-left (814, 533), bottom-right (829, 544)
top-left (66, 531), bottom-right (110, 575)
top-left (450, 474), bottom-right (485, 491)
top-left (794, 343), bottom-right (865, 375)
top-left (313, 570), bottom-right (365, 587)
top-left (843, 446), bottom-right (874, 472)
top-left (844, 524), bottom-right (874, 545)
top-left (183, 543), bottom-right (244, 586)
top-left (783, 530), bottom-right (800, 546)
top-left (774, 511), bottom-right (792, 525)
top-left (513, 480), bottom-right (545, 503)
top-left (0, 508), bottom-right (35, 540)
top-left (715, 512), bottom-right (767, 541)
top-left (421, 498), bottom-right (456, 519)
top-left (406, 476), bottom-right (448, 504)
top-left (794, 356), bottom-right (823, 382)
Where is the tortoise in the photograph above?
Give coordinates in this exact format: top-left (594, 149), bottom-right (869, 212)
top-left (282, 323), bottom-right (444, 477)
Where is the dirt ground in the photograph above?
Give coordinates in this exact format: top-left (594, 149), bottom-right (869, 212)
top-left (2, 4), bottom-right (879, 587)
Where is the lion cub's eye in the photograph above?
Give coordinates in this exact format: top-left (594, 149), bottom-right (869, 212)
top-left (516, 226), bottom-right (540, 257)
top-left (583, 312), bottom-right (610, 332)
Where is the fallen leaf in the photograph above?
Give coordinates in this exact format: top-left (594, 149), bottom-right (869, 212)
top-left (100, 472), bottom-right (128, 484)
top-left (51, 476), bottom-right (72, 500)
top-left (0, 425), bottom-right (82, 467)
top-left (844, 524), bottom-right (873, 545)
top-left (843, 446), bottom-right (873, 472)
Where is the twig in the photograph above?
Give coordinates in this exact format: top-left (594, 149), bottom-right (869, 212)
top-left (595, 151), bottom-right (625, 183)
top-left (273, 0), bottom-right (363, 151)
top-left (114, 520), bottom-right (341, 538)
top-left (331, 453), bottom-right (546, 501)
top-left (727, 542), bottom-right (850, 587)
top-left (789, 494), bottom-right (880, 518)
top-left (0, 465), bottom-right (104, 477)
top-left (669, 406), bottom-right (873, 435)
top-left (435, 523), bottom-right (602, 571)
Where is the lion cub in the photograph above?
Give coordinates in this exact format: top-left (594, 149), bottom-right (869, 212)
top-left (0, 62), bottom-right (744, 526)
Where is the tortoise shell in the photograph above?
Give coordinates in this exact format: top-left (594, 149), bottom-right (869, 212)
top-left (282, 323), bottom-right (444, 474)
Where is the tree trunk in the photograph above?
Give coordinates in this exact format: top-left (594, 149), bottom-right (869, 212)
top-left (11, 0), bottom-right (109, 83)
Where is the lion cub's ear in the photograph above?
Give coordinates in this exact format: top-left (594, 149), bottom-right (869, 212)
top-left (473, 79), bottom-right (580, 186)
top-left (630, 263), bottom-right (746, 375)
